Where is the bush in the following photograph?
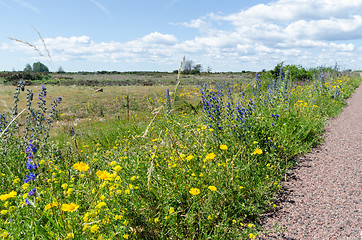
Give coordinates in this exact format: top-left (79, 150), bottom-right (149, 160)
top-left (271, 62), bottom-right (312, 81)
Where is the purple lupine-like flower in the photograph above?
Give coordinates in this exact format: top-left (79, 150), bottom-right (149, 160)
top-left (24, 172), bottom-right (36, 183)
top-left (28, 188), bottom-right (36, 197)
top-left (56, 96), bottom-right (63, 104)
top-left (26, 162), bottom-right (38, 170)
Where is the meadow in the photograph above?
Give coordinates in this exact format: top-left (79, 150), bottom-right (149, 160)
top-left (0, 69), bottom-right (361, 239)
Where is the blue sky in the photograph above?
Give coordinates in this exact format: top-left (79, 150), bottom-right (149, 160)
top-left (1, 0), bottom-right (362, 72)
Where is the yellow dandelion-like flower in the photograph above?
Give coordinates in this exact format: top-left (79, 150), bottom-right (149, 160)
top-left (22, 183), bottom-right (29, 190)
top-left (13, 178), bottom-right (20, 184)
top-left (249, 233), bottom-right (257, 239)
top-left (168, 207), bottom-right (175, 214)
top-left (205, 153), bottom-right (216, 161)
top-left (0, 191), bottom-right (17, 201)
top-left (123, 234), bottom-right (129, 239)
top-left (95, 202), bottom-right (107, 209)
top-left (73, 162), bottom-right (90, 172)
top-left (44, 203), bottom-right (52, 211)
top-left (189, 188), bottom-right (201, 195)
top-left (252, 148), bottom-right (263, 155)
top-left (90, 224), bottom-right (99, 233)
top-left (66, 233), bottom-right (75, 239)
top-left (208, 186), bottom-right (217, 191)
top-left (220, 144), bottom-right (228, 150)
top-left (186, 154), bottom-right (194, 161)
top-left (248, 223), bottom-right (255, 228)
top-left (61, 203), bottom-right (79, 212)
top-left (113, 165), bottom-right (122, 172)
top-left (96, 170), bottom-right (112, 180)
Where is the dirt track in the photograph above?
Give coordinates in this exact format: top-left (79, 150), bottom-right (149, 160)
top-left (260, 84), bottom-right (362, 239)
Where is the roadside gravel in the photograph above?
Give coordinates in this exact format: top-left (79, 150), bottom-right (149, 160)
top-left (260, 84), bottom-right (362, 239)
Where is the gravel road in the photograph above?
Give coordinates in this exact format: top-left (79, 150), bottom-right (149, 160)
top-left (260, 84), bottom-right (362, 239)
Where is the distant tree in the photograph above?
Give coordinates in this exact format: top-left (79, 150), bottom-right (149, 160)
top-left (32, 62), bottom-right (49, 73)
top-left (181, 59), bottom-right (203, 74)
top-left (182, 60), bottom-right (193, 74)
top-left (206, 65), bottom-right (212, 73)
top-left (57, 66), bottom-right (65, 73)
top-left (193, 64), bottom-right (203, 74)
top-left (24, 64), bottom-right (32, 72)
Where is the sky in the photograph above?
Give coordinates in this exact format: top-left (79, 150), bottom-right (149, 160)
top-left (1, 0), bottom-right (362, 72)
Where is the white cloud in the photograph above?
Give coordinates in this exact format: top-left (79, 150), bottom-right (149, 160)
top-left (5, 32), bottom-right (178, 64)
top-left (217, 0), bottom-right (362, 24)
top-left (173, 19), bottom-right (208, 29)
top-left (285, 15), bottom-right (362, 41)
top-left (141, 32), bottom-right (178, 45)
top-left (3, 0), bottom-right (362, 71)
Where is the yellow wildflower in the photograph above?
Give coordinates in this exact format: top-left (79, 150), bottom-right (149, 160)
top-left (220, 144), bottom-right (228, 150)
top-left (13, 178), bottom-right (20, 184)
top-left (113, 165), bottom-right (122, 172)
top-left (67, 188), bottom-right (74, 195)
top-left (208, 186), bottom-right (217, 192)
top-left (96, 170), bottom-right (112, 180)
top-left (73, 162), bottom-right (90, 172)
top-left (95, 202), bottom-right (107, 209)
top-left (249, 233), bottom-right (257, 239)
top-left (252, 148), bottom-right (263, 155)
top-left (186, 154), bottom-right (194, 161)
top-left (22, 183), bottom-right (29, 190)
top-left (0, 191), bottom-right (17, 201)
top-left (66, 233), bottom-right (75, 239)
top-left (90, 224), bottom-right (99, 233)
top-left (205, 153), bottom-right (216, 161)
top-left (61, 203), bottom-right (79, 212)
top-left (248, 223), bottom-right (255, 228)
top-left (189, 188), bottom-right (201, 195)
top-left (82, 225), bottom-right (89, 231)
top-left (168, 207), bottom-right (175, 214)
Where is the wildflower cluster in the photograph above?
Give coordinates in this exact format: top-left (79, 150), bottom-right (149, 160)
top-left (0, 71), bottom-right (359, 239)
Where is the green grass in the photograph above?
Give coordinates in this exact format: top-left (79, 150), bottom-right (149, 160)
top-left (0, 71), bottom-right (361, 239)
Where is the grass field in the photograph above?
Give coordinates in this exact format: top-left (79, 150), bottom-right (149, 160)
top-left (0, 70), bottom-right (361, 239)
top-left (0, 72), bottom-right (256, 86)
